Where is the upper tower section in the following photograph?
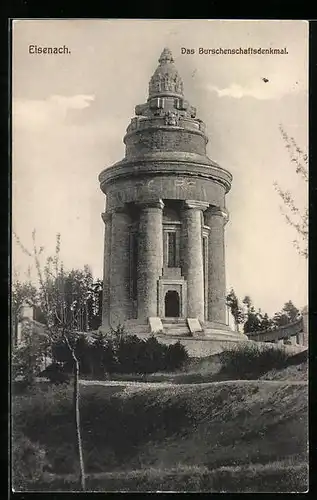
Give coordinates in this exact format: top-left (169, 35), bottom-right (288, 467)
top-left (123, 48), bottom-right (208, 159)
top-left (99, 47), bottom-right (233, 209)
top-left (148, 47), bottom-right (184, 98)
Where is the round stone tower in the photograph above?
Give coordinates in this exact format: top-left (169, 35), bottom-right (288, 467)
top-left (99, 48), bottom-right (245, 341)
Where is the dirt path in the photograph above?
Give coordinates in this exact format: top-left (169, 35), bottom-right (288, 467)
top-left (80, 379), bottom-right (307, 388)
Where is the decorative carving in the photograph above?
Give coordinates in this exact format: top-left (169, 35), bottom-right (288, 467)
top-left (164, 110), bottom-right (179, 126)
top-left (149, 72), bottom-right (184, 96)
top-left (189, 106), bottom-right (197, 118)
top-left (149, 48), bottom-right (184, 97)
top-left (174, 74), bottom-right (184, 94)
top-left (147, 179), bottom-right (157, 194)
top-left (134, 180), bottom-right (146, 198)
top-left (115, 190), bottom-right (124, 204)
top-left (174, 178), bottom-right (196, 190)
top-left (159, 47), bottom-right (174, 64)
top-left (135, 103), bottom-right (148, 116)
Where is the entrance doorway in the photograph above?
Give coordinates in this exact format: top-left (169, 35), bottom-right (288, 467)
top-left (165, 290), bottom-right (180, 318)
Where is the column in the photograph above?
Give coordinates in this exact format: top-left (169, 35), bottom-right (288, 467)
top-left (101, 212), bottom-right (112, 330)
top-left (109, 208), bottom-right (131, 328)
top-left (182, 200), bottom-right (209, 322)
top-left (137, 200), bottom-right (164, 321)
top-left (205, 206), bottom-right (228, 325)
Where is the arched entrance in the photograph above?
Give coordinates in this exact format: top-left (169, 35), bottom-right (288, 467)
top-left (165, 290), bottom-right (180, 318)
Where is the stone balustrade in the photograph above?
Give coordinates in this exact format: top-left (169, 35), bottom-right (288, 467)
top-left (247, 317), bottom-right (306, 345)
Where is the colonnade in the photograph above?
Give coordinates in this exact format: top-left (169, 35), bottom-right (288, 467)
top-left (101, 199), bottom-right (228, 328)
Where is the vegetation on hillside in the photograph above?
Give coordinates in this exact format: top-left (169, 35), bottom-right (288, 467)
top-left (12, 379), bottom-right (308, 492)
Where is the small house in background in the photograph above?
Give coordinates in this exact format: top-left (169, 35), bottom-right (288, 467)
top-left (15, 301), bottom-right (35, 346)
top-left (14, 302), bottom-right (52, 372)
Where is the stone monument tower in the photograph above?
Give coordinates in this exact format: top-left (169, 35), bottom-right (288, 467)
top-left (99, 48), bottom-right (245, 341)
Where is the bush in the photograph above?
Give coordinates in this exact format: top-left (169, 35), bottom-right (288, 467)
top-left (114, 336), bottom-right (188, 374)
top-left (12, 432), bottom-right (49, 490)
top-left (50, 328), bottom-right (189, 377)
top-left (219, 342), bottom-right (290, 378)
top-left (165, 342), bottom-right (189, 371)
top-left (40, 362), bottom-right (71, 385)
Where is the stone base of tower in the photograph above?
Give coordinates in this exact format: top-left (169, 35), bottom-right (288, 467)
top-left (99, 318), bottom-right (248, 358)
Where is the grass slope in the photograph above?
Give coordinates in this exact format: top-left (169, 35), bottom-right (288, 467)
top-left (13, 378), bottom-right (308, 492)
top-left (101, 349), bottom-right (308, 384)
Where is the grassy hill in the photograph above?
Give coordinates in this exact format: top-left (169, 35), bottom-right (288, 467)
top-left (13, 373), bottom-right (308, 492)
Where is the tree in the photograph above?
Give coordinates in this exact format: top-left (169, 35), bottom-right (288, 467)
top-left (226, 289), bottom-right (245, 332)
top-left (242, 296), bottom-right (273, 333)
top-left (274, 125), bottom-right (308, 259)
top-left (243, 306), bottom-right (263, 334)
top-left (87, 279), bottom-right (103, 331)
top-left (282, 300), bottom-right (300, 323)
top-left (59, 266), bottom-right (94, 332)
top-left (260, 312), bottom-right (273, 331)
top-left (13, 230), bottom-right (86, 490)
top-left (242, 295), bottom-right (252, 312)
top-left (272, 300), bottom-right (300, 328)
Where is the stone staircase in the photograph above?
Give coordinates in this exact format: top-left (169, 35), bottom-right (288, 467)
top-left (161, 318), bottom-right (190, 336)
top-left (160, 318), bottom-right (246, 340)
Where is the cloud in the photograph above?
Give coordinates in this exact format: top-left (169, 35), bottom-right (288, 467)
top-left (49, 95), bottom-right (95, 109)
top-left (205, 78), bottom-right (305, 100)
top-left (13, 94), bottom-right (95, 128)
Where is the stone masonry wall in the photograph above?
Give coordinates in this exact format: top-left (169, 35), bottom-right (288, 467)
top-left (125, 128), bottom-right (206, 157)
top-left (105, 175), bottom-right (225, 212)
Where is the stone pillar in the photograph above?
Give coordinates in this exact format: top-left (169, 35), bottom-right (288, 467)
top-left (204, 206), bottom-right (228, 325)
top-left (137, 200), bottom-right (164, 321)
top-left (101, 212), bottom-right (112, 330)
top-left (109, 208), bottom-right (131, 328)
top-left (182, 200), bottom-right (209, 322)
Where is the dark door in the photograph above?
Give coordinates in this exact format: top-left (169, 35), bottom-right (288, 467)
top-left (165, 290), bottom-right (180, 317)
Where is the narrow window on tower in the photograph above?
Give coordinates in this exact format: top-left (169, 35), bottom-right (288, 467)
top-left (167, 232), bottom-right (176, 267)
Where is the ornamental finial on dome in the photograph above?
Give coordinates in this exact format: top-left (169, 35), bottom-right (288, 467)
top-left (158, 47), bottom-right (174, 64)
top-left (149, 47), bottom-right (184, 97)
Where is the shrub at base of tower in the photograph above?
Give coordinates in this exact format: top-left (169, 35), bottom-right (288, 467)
top-left (113, 335), bottom-right (188, 374)
top-left (218, 342), bottom-right (290, 379)
top-left (49, 330), bottom-right (189, 377)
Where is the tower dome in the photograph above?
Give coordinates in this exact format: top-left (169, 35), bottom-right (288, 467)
top-left (148, 47), bottom-right (184, 98)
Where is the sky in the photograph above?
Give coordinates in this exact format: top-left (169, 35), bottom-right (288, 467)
top-left (12, 19), bottom-right (308, 316)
